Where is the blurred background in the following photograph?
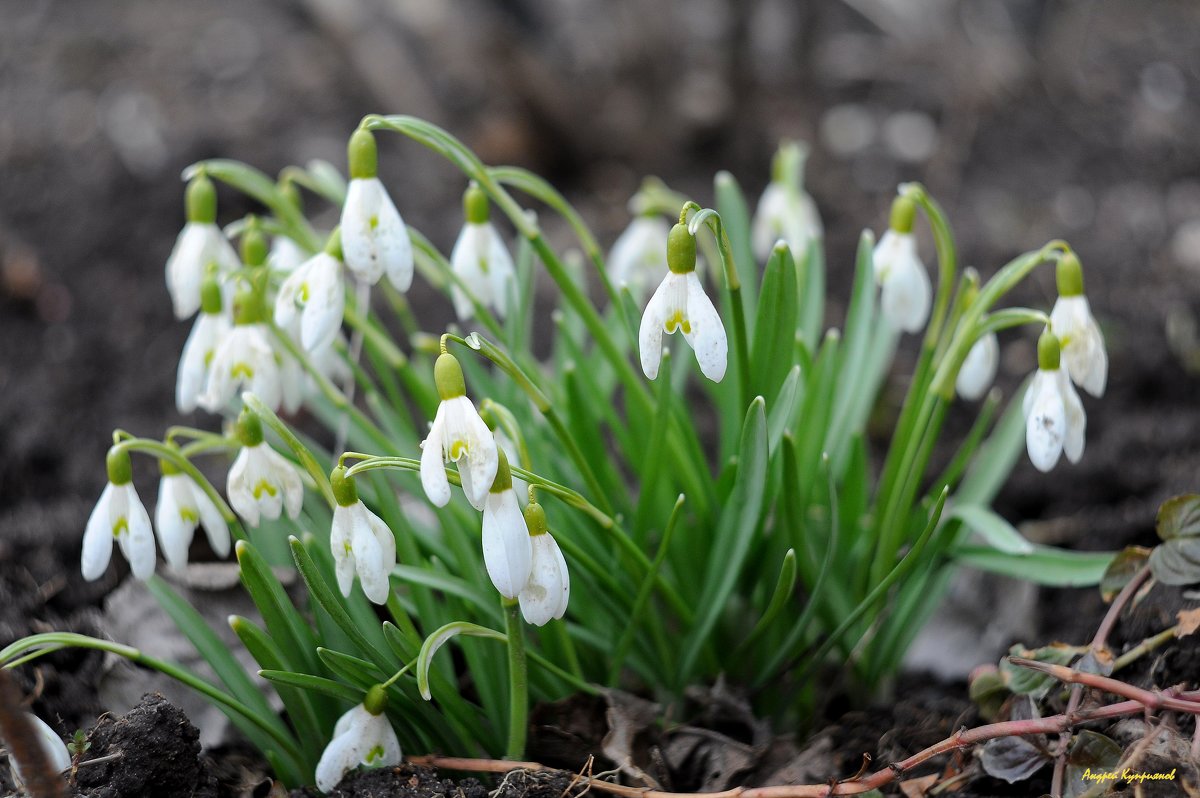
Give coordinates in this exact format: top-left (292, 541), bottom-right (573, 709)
top-left (2, 0), bottom-right (1200, 663)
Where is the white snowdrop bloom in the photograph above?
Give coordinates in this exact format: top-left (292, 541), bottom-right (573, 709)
top-left (1050, 253), bottom-right (1106, 397)
top-left (751, 181), bottom-right (823, 263)
top-left (1023, 331), bottom-right (1086, 472)
top-left (608, 214), bottom-right (670, 301)
top-left (269, 234), bottom-right (308, 274)
top-left (226, 412), bottom-right (304, 527)
top-left (9, 714), bottom-right (71, 788)
top-left (166, 174), bottom-right (239, 319)
top-left (176, 286), bottom-right (231, 414)
top-left (518, 503), bottom-right (569, 626)
top-left (419, 354), bottom-right (498, 509)
top-left (450, 226), bottom-right (515, 322)
top-left (873, 228), bottom-right (931, 334)
top-left (81, 448), bottom-right (156, 581)
top-left (956, 331), bottom-right (999, 401)
top-left (154, 467), bottom-right (231, 570)
top-left (278, 350), bottom-right (307, 416)
top-left (201, 323), bottom-right (282, 414)
top-left (315, 696), bottom-right (402, 793)
top-left (274, 250), bottom-right (345, 353)
top-left (340, 129), bottom-right (413, 290)
top-left (639, 224), bottom-right (727, 382)
top-left (481, 453), bottom-right (533, 599)
top-left (329, 468), bottom-right (397, 605)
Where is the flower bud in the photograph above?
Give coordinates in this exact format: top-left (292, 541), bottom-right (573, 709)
top-left (235, 408), bottom-right (265, 447)
top-left (330, 465), bottom-right (359, 508)
top-left (348, 129), bottom-right (378, 180)
top-left (106, 447), bottom-right (133, 486)
top-left (666, 223), bottom-right (696, 275)
top-left (463, 183), bottom-right (489, 225)
top-left (241, 225), bottom-right (268, 268)
top-left (434, 353), bottom-right (467, 400)
top-left (186, 174), bottom-right (217, 225)
top-left (888, 194), bottom-right (916, 235)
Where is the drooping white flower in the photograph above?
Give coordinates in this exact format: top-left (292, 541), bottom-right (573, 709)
top-left (166, 174), bottom-right (239, 319)
top-left (274, 251), bottom-right (345, 353)
top-left (481, 453), bottom-right (532, 599)
top-left (873, 229), bottom-right (931, 334)
top-left (608, 214), bottom-right (670, 301)
top-left (226, 412), bottom-right (304, 527)
top-left (201, 323), bottom-right (282, 414)
top-left (1050, 296), bottom-right (1107, 398)
top-left (176, 278), bottom-right (231, 414)
top-left (751, 181), bottom-right (823, 264)
top-left (9, 714), bottom-right (71, 789)
top-left (518, 503), bottom-right (569, 626)
top-left (450, 223), bottom-right (515, 321)
top-left (340, 130), bottom-right (413, 290)
top-left (1023, 331), bottom-right (1086, 472)
top-left (155, 468), bottom-right (231, 570)
top-left (315, 700), bottom-right (402, 793)
top-left (82, 449), bottom-right (156, 581)
top-left (329, 467), bottom-right (397, 605)
top-left (956, 331), bottom-right (999, 401)
top-left (269, 234), bottom-right (308, 274)
top-left (639, 224), bottom-right (727, 382)
top-left (420, 354), bottom-right (498, 509)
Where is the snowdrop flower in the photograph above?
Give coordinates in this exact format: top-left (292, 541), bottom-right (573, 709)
top-left (450, 184), bottom-right (516, 321)
top-left (8, 714), bottom-right (71, 789)
top-left (518, 503), bottom-right (569, 626)
top-left (481, 450), bottom-right (532, 599)
top-left (269, 234), bottom-right (308, 274)
top-left (751, 143), bottom-right (823, 263)
top-left (165, 173), bottom-right (239, 319)
top-left (226, 410), bottom-right (303, 527)
top-left (201, 279), bottom-right (283, 413)
top-left (329, 467), bottom-right (397, 605)
top-left (315, 687), bottom-right (402, 793)
top-left (873, 195), bottom-right (931, 334)
top-left (176, 278), bottom-right (231, 414)
top-left (275, 231), bottom-right (346, 353)
top-left (1023, 330), bottom-right (1086, 472)
top-left (1050, 252), bottom-right (1107, 397)
top-left (956, 331), bottom-right (999, 401)
top-left (639, 223), bottom-right (727, 382)
top-left (420, 354), bottom-right (498, 509)
top-left (608, 213), bottom-right (670, 301)
top-left (155, 460), bottom-right (230, 570)
top-left (340, 129), bottom-right (413, 290)
top-left (82, 447), bottom-right (155, 581)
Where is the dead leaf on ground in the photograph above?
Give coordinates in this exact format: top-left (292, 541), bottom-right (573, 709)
top-left (899, 774), bottom-right (938, 797)
top-left (1176, 607), bottom-right (1200, 637)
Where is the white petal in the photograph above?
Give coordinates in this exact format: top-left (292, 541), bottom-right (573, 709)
top-left (177, 312), bottom-right (230, 414)
top-left (360, 712), bottom-right (403, 767)
top-left (449, 224), bottom-right (486, 321)
top-left (519, 533), bottom-right (570, 626)
top-left (300, 254), bottom-right (345, 352)
top-left (751, 183), bottom-right (789, 262)
top-left (194, 482), bottom-right (231, 558)
top-left (956, 331), bottom-right (999, 401)
top-left (315, 717), bottom-right (364, 792)
top-left (875, 232), bottom-right (931, 333)
top-left (638, 273), bottom-right (676, 380)
top-left (82, 483), bottom-right (116, 580)
top-left (12, 715), bottom-right (71, 786)
top-left (342, 178), bottom-right (413, 291)
top-left (609, 216), bottom-right (668, 298)
top-left (261, 444), bottom-right (305, 520)
top-left (682, 272), bottom-right (728, 383)
top-left (485, 224), bottom-right (516, 320)
top-left (331, 506), bottom-right (356, 598)
top-left (481, 490), bottom-right (533, 598)
top-left (270, 235), bottom-right (308, 274)
top-left (420, 410), bottom-right (452, 507)
top-left (365, 506), bottom-right (398, 579)
top-left (1058, 369), bottom-right (1087, 464)
top-left (448, 397), bottom-right (498, 507)
top-left (350, 508), bottom-right (389, 604)
top-left (1025, 369), bottom-right (1066, 472)
top-left (155, 474), bottom-right (196, 570)
top-left (273, 258), bottom-right (310, 336)
top-left (165, 224), bottom-right (211, 320)
top-left (226, 448), bottom-right (260, 527)
top-left (1051, 296), bottom-right (1107, 397)
top-left (121, 484), bottom-right (157, 580)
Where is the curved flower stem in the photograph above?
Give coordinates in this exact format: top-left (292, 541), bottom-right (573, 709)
top-left (109, 437), bottom-right (238, 527)
top-left (502, 598), bottom-right (528, 760)
top-left (898, 183), bottom-right (956, 349)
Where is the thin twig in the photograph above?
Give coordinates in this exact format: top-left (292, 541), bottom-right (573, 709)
top-left (0, 669), bottom-right (66, 798)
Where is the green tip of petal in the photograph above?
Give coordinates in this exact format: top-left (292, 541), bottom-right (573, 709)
top-left (434, 353), bottom-right (467, 400)
top-left (106, 447), bottom-right (133, 486)
top-left (348, 129), bottom-right (378, 179)
top-left (1056, 251), bottom-right (1084, 297)
top-left (186, 173), bottom-right (218, 224)
top-left (666, 223), bottom-right (696, 274)
top-left (1038, 328), bottom-right (1062, 371)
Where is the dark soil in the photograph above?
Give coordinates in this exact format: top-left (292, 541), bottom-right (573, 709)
top-left (4, 1), bottom-right (1200, 797)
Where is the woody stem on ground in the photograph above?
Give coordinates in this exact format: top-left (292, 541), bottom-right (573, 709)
top-left (1050, 564), bottom-right (1152, 797)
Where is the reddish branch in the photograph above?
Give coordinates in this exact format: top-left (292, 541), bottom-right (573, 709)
top-left (0, 669), bottom-right (65, 798)
top-left (409, 671), bottom-right (1200, 797)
